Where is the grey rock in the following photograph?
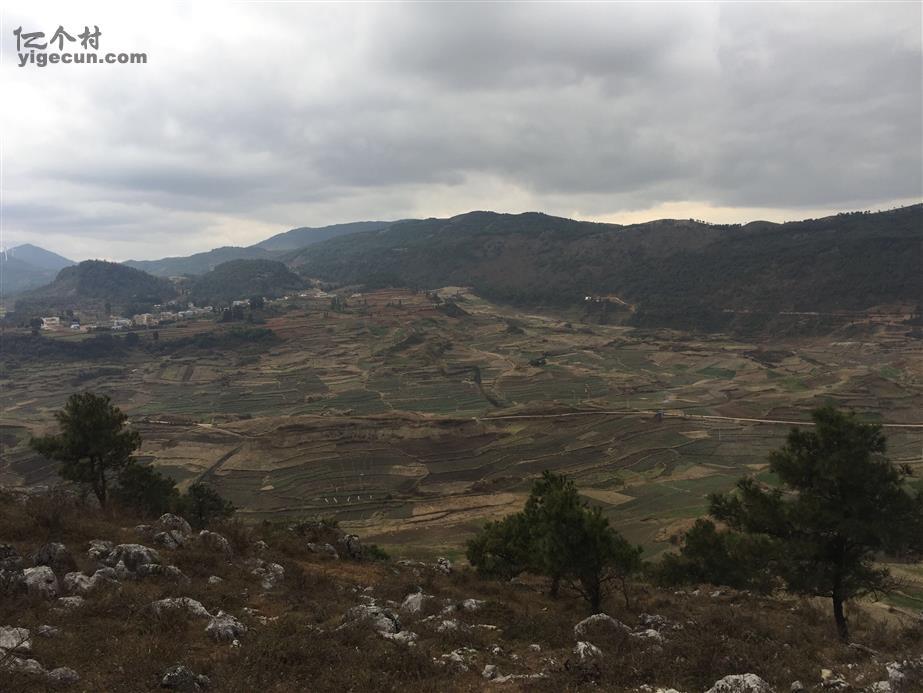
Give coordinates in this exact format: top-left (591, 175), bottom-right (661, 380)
top-left (206, 611), bottom-right (246, 643)
top-left (2, 656), bottom-right (45, 676)
top-left (705, 674), bottom-right (774, 693)
top-left (47, 667), bottom-right (80, 686)
top-left (23, 566), bottom-right (58, 599)
top-left (887, 658), bottom-right (923, 693)
top-left (153, 530), bottom-right (187, 550)
top-left (249, 560), bottom-right (284, 590)
top-left (574, 641), bottom-right (602, 660)
top-left (31, 543), bottom-right (76, 574)
top-left (156, 513), bottom-right (192, 537)
top-left (62, 567), bottom-right (118, 595)
top-left (0, 567), bottom-right (25, 595)
top-left (343, 604), bottom-right (401, 634)
top-left (54, 596), bottom-right (85, 611)
top-left (573, 613), bottom-right (630, 638)
top-left (0, 626), bottom-right (31, 653)
top-left (435, 557), bottom-right (452, 574)
top-left (161, 664), bottom-right (210, 691)
top-left (338, 534), bottom-right (363, 560)
top-left (207, 575), bottom-right (224, 586)
top-left (150, 597), bottom-right (212, 619)
top-left (400, 592), bottom-right (428, 614)
top-left (87, 539), bottom-right (114, 562)
top-left (306, 542), bottom-right (339, 559)
top-left (104, 544), bottom-right (161, 572)
top-left (36, 625), bottom-right (60, 638)
top-left (198, 531), bottom-right (232, 556)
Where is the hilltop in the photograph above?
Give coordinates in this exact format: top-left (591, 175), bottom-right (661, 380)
top-left (286, 206), bottom-right (923, 334)
top-left (12, 260), bottom-right (177, 319)
top-left (188, 259), bottom-right (305, 305)
top-left (1, 487), bottom-right (920, 692)
top-left (124, 247), bottom-right (278, 279)
top-left (0, 245), bottom-right (75, 297)
top-left (254, 220), bottom-right (394, 252)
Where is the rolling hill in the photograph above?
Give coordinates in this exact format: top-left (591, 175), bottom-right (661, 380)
top-left (0, 244), bottom-right (75, 296)
top-left (286, 205), bottom-right (923, 332)
top-left (12, 260), bottom-right (177, 318)
top-left (254, 220), bottom-right (394, 251)
top-left (188, 259), bottom-right (305, 304)
top-left (123, 245), bottom-right (278, 278)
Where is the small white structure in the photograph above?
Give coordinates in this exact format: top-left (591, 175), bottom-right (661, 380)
top-left (41, 316), bottom-right (61, 329)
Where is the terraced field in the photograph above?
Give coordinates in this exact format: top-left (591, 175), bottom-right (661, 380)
top-left (2, 288), bottom-right (922, 561)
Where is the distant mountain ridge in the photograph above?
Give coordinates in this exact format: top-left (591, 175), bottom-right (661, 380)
top-left (1, 244), bottom-right (75, 296)
top-left (286, 205), bottom-right (923, 333)
top-left (254, 221), bottom-right (394, 251)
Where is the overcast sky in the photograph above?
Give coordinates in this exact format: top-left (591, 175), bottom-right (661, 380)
top-left (1, 1), bottom-right (920, 261)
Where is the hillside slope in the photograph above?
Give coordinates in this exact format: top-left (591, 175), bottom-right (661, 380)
top-left (287, 206), bottom-right (923, 332)
top-left (124, 246), bottom-right (278, 278)
top-left (0, 245), bottom-right (75, 296)
top-left (189, 259), bottom-right (305, 304)
top-left (254, 220), bottom-right (394, 251)
top-left (12, 261), bottom-right (177, 317)
top-left (1, 488), bottom-right (919, 692)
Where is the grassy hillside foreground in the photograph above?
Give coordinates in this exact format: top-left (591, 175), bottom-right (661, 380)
top-left (1, 488), bottom-right (920, 692)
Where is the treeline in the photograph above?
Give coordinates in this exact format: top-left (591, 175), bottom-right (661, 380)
top-left (469, 407), bottom-right (923, 642)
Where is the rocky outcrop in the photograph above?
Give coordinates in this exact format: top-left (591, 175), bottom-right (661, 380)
top-left (343, 604), bottom-right (401, 635)
top-left (161, 664), bottom-right (211, 691)
top-left (63, 567), bottom-right (118, 595)
top-left (206, 611), bottom-right (246, 643)
top-left (573, 613), bottom-right (630, 638)
top-left (0, 626), bottom-right (31, 654)
top-left (338, 534), bottom-right (363, 560)
top-left (22, 566), bottom-right (58, 599)
top-left (31, 543), bottom-right (76, 574)
top-left (150, 597), bottom-right (212, 619)
top-left (198, 531), bottom-right (232, 556)
top-left (705, 674), bottom-right (774, 693)
top-left (248, 559), bottom-right (285, 590)
top-left (104, 544), bottom-right (162, 572)
top-left (574, 641), bottom-right (602, 660)
top-left (435, 557), bottom-right (452, 575)
top-left (887, 657), bottom-right (923, 693)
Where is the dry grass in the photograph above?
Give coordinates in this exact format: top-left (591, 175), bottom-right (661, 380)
top-left (1, 490), bottom-right (920, 691)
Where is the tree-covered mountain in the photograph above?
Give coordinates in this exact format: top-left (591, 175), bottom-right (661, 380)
top-left (124, 246), bottom-right (278, 278)
top-left (286, 205), bottom-right (923, 331)
top-left (254, 221), bottom-right (394, 251)
top-left (188, 259), bottom-right (305, 304)
top-left (1, 244), bottom-right (75, 296)
top-left (12, 260), bottom-right (177, 317)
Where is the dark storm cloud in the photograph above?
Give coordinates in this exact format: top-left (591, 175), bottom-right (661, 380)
top-left (3, 1), bottom-right (920, 260)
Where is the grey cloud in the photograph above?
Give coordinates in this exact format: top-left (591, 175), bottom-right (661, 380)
top-left (2, 2), bottom-right (920, 259)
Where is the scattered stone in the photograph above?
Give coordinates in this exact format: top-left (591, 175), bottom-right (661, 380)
top-left (150, 597), bottom-right (212, 619)
top-left (156, 514), bottom-right (193, 536)
top-left (3, 656), bottom-right (45, 676)
top-left (47, 667), bottom-right (81, 686)
top-left (461, 598), bottom-right (485, 611)
top-left (400, 591), bottom-right (428, 614)
top-left (435, 557), bottom-right (452, 574)
top-left (343, 604), bottom-right (401, 635)
top-left (631, 628), bottom-right (665, 645)
top-left (63, 567), bottom-right (118, 595)
top-left (207, 576), bottom-right (224, 586)
top-left (338, 534), bottom-right (363, 560)
top-left (886, 658), bottom-right (923, 693)
top-left (249, 560), bottom-right (285, 591)
top-left (153, 531), bottom-right (187, 550)
top-left (380, 630), bottom-right (418, 646)
top-left (104, 544), bottom-right (161, 573)
top-left (483, 664), bottom-right (500, 680)
top-left (705, 674), bottom-right (773, 693)
top-left (54, 596), bottom-right (85, 611)
top-left (161, 664), bottom-right (211, 691)
top-left (198, 531), bottom-right (232, 556)
top-left (573, 613), bottom-right (630, 638)
top-left (435, 618), bottom-right (461, 633)
top-left (87, 539), bottom-right (114, 562)
top-left (437, 647), bottom-right (475, 672)
top-left (0, 626), bottom-right (31, 653)
top-left (137, 563), bottom-right (187, 581)
top-left (528, 643), bottom-right (542, 652)
top-left (866, 684), bottom-right (890, 693)
top-left (23, 566), bottom-right (58, 599)
top-left (253, 540), bottom-right (269, 552)
top-left (206, 611), bottom-right (247, 643)
top-left (639, 613), bottom-right (671, 631)
top-left (790, 682), bottom-right (805, 692)
top-left (31, 543), bottom-right (76, 574)
top-left (36, 625), bottom-right (60, 638)
top-left (135, 524), bottom-right (153, 538)
top-left (574, 641), bottom-right (603, 660)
